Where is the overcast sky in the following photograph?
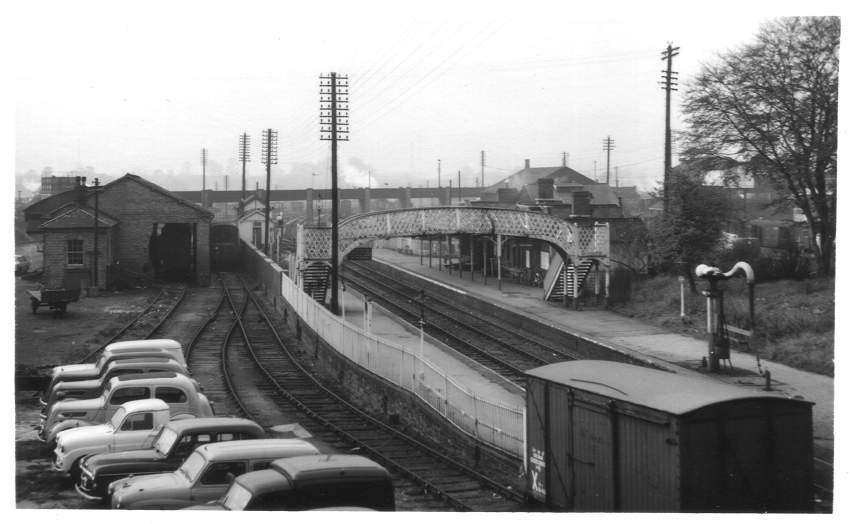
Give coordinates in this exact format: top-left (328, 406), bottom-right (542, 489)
top-left (9, 0), bottom-right (843, 193)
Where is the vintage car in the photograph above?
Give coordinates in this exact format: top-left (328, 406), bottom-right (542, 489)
top-left (53, 399), bottom-right (171, 479)
top-left (39, 372), bottom-right (213, 446)
top-left (185, 454), bottom-right (395, 511)
top-left (109, 439), bottom-right (321, 510)
top-left (15, 254), bottom-right (31, 275)
top-left (42, 356), bottom-right (187, 410)
top-left (42, 339), bottom-right (185, 400)
top-left (76, 417), bottom-right (265, 501)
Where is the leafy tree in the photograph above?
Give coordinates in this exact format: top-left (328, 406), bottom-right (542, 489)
top-left (648, 166), bottom-right (733, 291)
top-left (681, 16), bottom-right (838, 275)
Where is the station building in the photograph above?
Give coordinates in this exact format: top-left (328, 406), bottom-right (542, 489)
top-left (24, 174), bottom-right (214, 290)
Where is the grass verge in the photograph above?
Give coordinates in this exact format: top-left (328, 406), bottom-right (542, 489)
top-left (609, 275), bottom-right (834, 377)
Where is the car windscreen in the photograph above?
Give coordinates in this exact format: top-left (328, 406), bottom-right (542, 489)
top-left (155, 427), bottom-right (179, 455)
top-left (178, 451), bottom-right (206, 484)
top-left (220, 482), bottom-right (253, 511)
top-left (108, 406), bottom-right (127, 429)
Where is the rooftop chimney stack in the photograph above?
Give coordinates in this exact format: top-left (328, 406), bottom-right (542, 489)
top-left (524, 159), bottom-right (530, 169)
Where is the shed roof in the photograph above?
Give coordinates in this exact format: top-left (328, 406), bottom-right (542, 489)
top-left (100, 174), bottom-right (214, 218)
top-left (526, 361), bottom-right (810, 415)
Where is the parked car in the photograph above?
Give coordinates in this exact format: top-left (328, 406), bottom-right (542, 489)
top-left (186, 454), bottom-right (395, 511)
top-left (53, 399), bottom-right (171, 479)
top-left (76, 417), bottom-right (265, 501)
top-left (42, 356), bottom-right (187, 410)
top-left (39, 372), bottom-right (213, 446)
top-left (109, 439), bottom-right (321, 510)
top-left (15, 254), bottom-right (30, 275)
top-left (42, 339), bottom-right (185, 400)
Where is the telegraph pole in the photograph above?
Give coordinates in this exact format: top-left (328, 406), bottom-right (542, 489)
top-left (437, 159), bottom-right (441, 188)
top-left (260, 128), bottom-right (278, 255)
top-left (480, 151), bottom-right (485, 187)
top-left (320, 72), bottom-right (350, 315)
top-left (92, 178), bottom-right (100, 288)
top-left (661, 43), bottom-right (680, 215)
top-left (200, 148), bottom-right (208, 207)
top-left (603, 136), bottom-right (616, 185)
top-left (457, 170), bottom-right (462, 201)
top-left (239, 132), bottom-right (251, 201)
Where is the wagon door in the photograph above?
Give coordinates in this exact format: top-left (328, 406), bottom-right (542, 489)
top-left (570, 395), bottom-right (615, 511)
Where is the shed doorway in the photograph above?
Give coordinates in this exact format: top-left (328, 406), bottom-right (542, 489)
top-left (149, 223), bottom-right (197, 282)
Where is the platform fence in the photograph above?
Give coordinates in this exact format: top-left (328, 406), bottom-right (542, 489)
top-left (273, 257), bottom-right (525, 458)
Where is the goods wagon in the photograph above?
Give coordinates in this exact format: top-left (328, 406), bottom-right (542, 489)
top-left (525, 361), bottom-right (813, 512)
top-left (211, 223), bottom-right (241, 270)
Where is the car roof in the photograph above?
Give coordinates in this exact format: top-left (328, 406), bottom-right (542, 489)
top-left (114, 398), bottom-right (170, 414)
top-left (163, 417), bottom-right (264, 435)
top-left (271, 455), bottom-right (389, 482)
top-left (232, 469), bottom-right (291, 495)
top-left (104, 339), bottom-right (182, 353)
top-left (195, 439), bottom-right (319, 461)
top-left (109, 371), bottom-right (192, 385)
top-left (105, 357), bottom-right (182, 367)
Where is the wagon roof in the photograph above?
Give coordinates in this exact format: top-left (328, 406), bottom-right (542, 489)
top-left (526, 361), bottom-right (812, 415)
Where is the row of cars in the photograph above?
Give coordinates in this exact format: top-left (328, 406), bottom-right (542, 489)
top-left (38, 339), bottom-right (395, 511)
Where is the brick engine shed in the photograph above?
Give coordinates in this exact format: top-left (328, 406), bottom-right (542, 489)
top-left (25, 174), bottom-right (214, 289)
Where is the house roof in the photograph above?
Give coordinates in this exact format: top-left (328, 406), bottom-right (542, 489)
top-left (239, 208), bottom-right (266, 222)
top-left (40, 205), bottom-right (118, 230)
top-left (24, 187), bottom-right (89, 219)
top-left (526, 361), bottom-right (809, 415)
top-left (486, 166), bottom-right (597, 191)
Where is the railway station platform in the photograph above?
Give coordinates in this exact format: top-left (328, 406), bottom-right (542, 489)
top-left (338, 285), bottom-right (523, 410)
top-left (369, 248), bottom-right (834, 456)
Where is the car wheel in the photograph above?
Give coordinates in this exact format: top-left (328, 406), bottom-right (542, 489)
top-left (70, 457), bottom-right (85, 484)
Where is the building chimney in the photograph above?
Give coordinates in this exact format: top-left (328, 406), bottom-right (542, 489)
top-left (524, 159), bottom-right (531, 169)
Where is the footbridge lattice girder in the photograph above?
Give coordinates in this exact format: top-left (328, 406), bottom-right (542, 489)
top-left (296, 207), bottom-right (609, 267)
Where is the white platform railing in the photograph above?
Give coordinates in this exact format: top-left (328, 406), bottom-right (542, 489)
top-left (279, 268), bottom-right (525, 457)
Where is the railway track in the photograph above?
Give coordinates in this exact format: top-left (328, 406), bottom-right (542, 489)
top-left (79, 285), bottom-right (187, 363)
top-left (343, 260), bottom-right (577, 384)
top-left (199, 272), bottom-right (524, 511)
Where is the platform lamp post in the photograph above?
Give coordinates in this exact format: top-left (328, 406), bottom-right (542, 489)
top-left (695, 261), bottom-right (755, 372)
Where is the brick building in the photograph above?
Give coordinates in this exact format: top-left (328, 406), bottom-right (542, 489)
top-left (25, 174), bottom-right (214, 289)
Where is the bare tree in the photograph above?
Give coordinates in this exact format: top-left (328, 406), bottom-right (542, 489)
top-left (682, 16), bottom-right (838, 275)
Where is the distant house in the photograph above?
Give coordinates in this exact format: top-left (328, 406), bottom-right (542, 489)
top-left (480, 160), bottom-right (626, 218)
top-left (237, 208), bottom-right (268, 248)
